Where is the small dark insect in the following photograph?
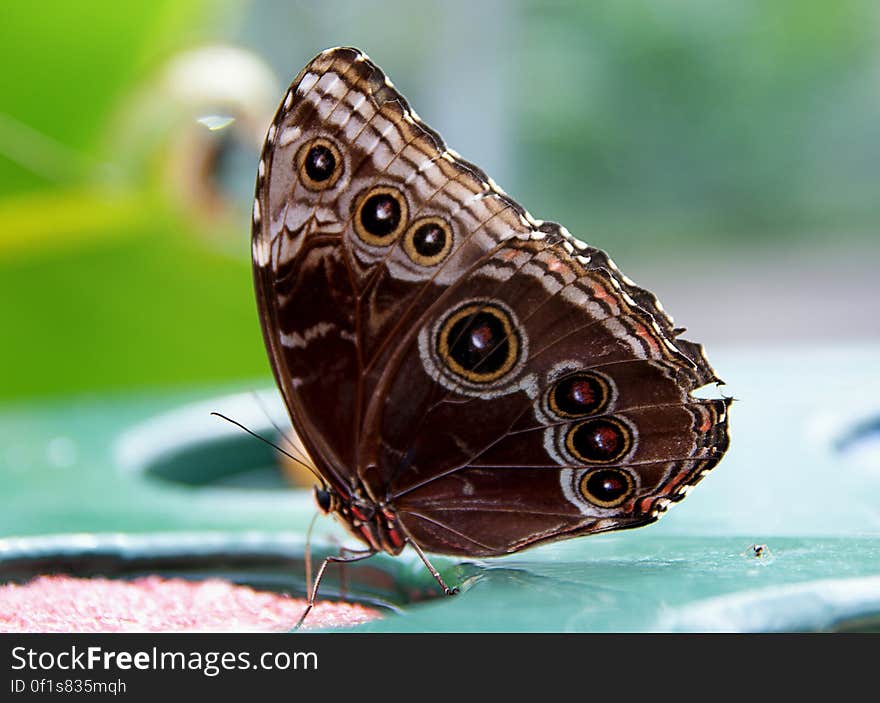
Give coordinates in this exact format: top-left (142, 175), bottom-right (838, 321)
top-left (749, 544), bottom-right (769, 558)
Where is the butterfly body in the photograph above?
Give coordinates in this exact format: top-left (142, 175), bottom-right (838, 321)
top-left (313, 484), bottom-right (407, 555)
top-left (252, 47), bottom-right (730, 571)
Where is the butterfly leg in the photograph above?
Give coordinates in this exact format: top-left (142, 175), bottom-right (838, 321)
top-left (294, 548), bottom-right (376, 630)
top-left (406, 538), bottom-right (459, 596)
top-left (335, 545), bottom-right (369, 600)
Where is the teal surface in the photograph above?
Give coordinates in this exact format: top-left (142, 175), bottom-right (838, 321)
top-left (2, 346), bottom-right (879, 632)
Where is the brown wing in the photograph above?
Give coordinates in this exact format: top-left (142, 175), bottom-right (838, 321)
top-left (252, 47), bottom-right (534, 491)
top-left (253, 48), bottom-right (730, 556)
top-left (365, 234), bottom-right (729, 556)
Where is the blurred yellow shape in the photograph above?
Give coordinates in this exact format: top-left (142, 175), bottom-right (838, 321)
top-left (0, 188), bottom-right (149, 260)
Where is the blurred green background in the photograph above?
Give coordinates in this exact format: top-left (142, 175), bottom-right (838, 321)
top-left (1, 0), bottom-right (877, 401)
top-left (1, 1), bottom-right (879, 633)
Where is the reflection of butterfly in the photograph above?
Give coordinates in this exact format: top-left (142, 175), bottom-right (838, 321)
top-left (252, 47), bottom-right (730, 619)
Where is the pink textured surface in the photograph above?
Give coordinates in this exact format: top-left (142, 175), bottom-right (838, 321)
top-left (0, 576), bottom-right (381, 632)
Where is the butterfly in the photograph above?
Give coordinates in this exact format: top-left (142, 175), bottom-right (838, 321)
top-left (251, 47), bottom-right (730, 623)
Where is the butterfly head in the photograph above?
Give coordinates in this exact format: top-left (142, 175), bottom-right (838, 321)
top-left (313, 485), bottom-right (338, 514)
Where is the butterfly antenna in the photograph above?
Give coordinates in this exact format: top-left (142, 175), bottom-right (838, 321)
top-left (304, 509), bottom-right (320, 599)
top-left (209, 412), bottom-right (327, 487)
top-left (249, 391), bottom-right (313, 467)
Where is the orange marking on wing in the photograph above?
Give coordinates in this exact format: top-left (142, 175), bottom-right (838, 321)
top-left (633, 322), bottom-right (661, 354)
top-left (587, 277), bottom-right (616, 306)
top-left (547, 258), bottom-right (567, 273)
top-left (695, 405), bottom-right (713, 433)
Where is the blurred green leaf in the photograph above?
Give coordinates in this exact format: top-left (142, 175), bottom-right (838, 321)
top-left (0, 0), bottom-right (219, 194)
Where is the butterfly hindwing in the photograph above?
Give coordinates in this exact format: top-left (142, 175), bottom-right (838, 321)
top-left (362, 236), bottom-right (728, 555)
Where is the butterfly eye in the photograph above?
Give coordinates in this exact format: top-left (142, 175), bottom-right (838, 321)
top-left (354, 186), bottom-right (408, 246)
top-left (579, 468), bottom-right (634, 508)
top-left (403, 217), bottom-right (453, 266)
top-left (297, 138), bottom-right (343, 190)
top-left (548, 372), bottom-right (611, 418)
top-left (565, 416), bottom-right (632, 464)
top-left (437, 302), bottom-right (520, 383)
top-left (314, 486), bottom-right (335, 513)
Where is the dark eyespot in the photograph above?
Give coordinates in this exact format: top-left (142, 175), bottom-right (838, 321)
top-left (579, 468), bottom-right (634, 508)
top-left (403, 217), bottom-right (452, 266)
top-left (437, 302), bottom-right (520, 383)
top-left (304, 145), bottom-right (336, 182)
top-left (314, 487), bottom-right (333, 513)
top-left (549, 372), bottom-right (611, 418)
top-left (362, 195), bottom-right (399, 235)
top-left (354, 186), bottom-right (408, 245)
top-left (413, 222), bottom-right (445, 256)
top-left (297, 138), bottom-right (343, 190)
top-left (566, 417), bottom-right (632, 464)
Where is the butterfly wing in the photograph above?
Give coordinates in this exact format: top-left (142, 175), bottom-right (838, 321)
top-left (253, 48), bottom-right (730, 556)
top-left (366, 232), bottom-right (729, 555)
top-left (253, 47), bottom-right (535, 491)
